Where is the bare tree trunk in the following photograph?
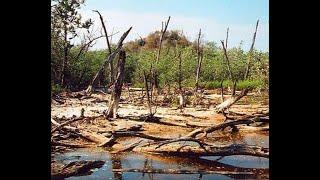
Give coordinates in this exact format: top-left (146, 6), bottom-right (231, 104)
top-left (215, 89), bottom-right (249, 113)
top-left (195, 29), bottom-right (202, 92)
top-left (144, 71), bottom-right (153, 116)
top-left (106, 50), bottom-right (126, 118)
top-left (244, 20), bottom-right (259, 79)
top-left (93, 10), bottom-right (113, 85)
top-left (61, 26), bottom-right (68, 86)
top-left (152, 16), bottom-right (171, 94)
top-left (220, 80), bottom-right (224, 103)
top-left (177, 51), bottom-right (185, 111)
top-left (195, 53), bottom-right (203, 92)
top-left (86, 27), bottom-right (132, 94)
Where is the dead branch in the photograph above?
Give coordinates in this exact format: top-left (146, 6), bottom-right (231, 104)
top-left (244, 20), bottom-right (259, 79)
top-left (152, 16), bottom-right (171, 93)
top-left (86, 27), bottom-right (132, 94)
top-left (51, 118), bottom-right (108, 144)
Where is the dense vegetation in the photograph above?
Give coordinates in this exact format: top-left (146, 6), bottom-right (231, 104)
top-left (51, 0), bottom-right (269, 94)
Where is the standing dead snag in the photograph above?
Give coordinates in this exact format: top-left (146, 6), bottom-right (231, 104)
top-left (152, 16), bottom-right (171, 94)
top-left (143, 71), bottom-right (157, 117)
top-left (86, 27), bottom-right (132, 94)
top-left (195, 29), bottom-right (203, 92)
top-left (216, 21), bottom-right (259, 113)
top-left (92, 10), bottom-right (114, 86)
top-left (106, 50), bottom-right (126, 118)
top-left (244, 20), bottom-right (259, 79)
top-left (177, 51), bottom-right (186, 112)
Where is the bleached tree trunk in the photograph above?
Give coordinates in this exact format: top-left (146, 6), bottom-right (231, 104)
top-left (216, 89), bottom-right (249, 113)
top-left (106, 50), bottom-right (126, 118)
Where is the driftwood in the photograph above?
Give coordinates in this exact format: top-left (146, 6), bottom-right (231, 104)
top-left (137, 143), bottom-right (268, 158)
top-left (112, 168), bottom-right (254, 175)
top-left (98, 117), bottom-right (268, 158)
top-left (215, 88), bottom-right (249, 113)
top-left (51, 118), bottom-right (108, 144)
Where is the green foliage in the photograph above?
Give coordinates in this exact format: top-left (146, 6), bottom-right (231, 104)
top-left (51, 1), bottom-right (269, 92)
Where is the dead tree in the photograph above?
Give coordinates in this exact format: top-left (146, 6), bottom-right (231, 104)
top-left (195, 28), bottom-right (203, 92)
top-left (143, 71), bottom-right (154, 116)
top-left (152, 16), bottom-right (171, 94)
top-left (105, 50), bottom-right (127, 118)
top-left (93, 10), bottom-right (113, 88)
top-left (86, 27), bottom-right (132, 94)
top-left (215, 21), bottom-right (259, 113)
top-left (244, 20), bottom-right (259, 79)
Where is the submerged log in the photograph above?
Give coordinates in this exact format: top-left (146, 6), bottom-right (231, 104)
top-left (51, 160), bottom-right (105, 180)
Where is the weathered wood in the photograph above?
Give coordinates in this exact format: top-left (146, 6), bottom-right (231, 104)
top-left (152, 16), bottom-right (171, 93)
top-left (51, 160), bottom-right (105, 180)
top-left (106, 50), bottom-right (126, 118)
top-left (143, 71), bottom-right (153, 116)
top-left (111, 140), bottom-right (144, 153)
top-left (195, 29), bottom-right (203, 91)
top-left (112, 168), bottom-right (254, 175)
top-left (51, 116), bottom-right (85, 133)
top-left (86, 27), bottom-right (132, 94)
top-left (137, 143), bottom-right (268, 158)
top-left (215, 88), bottom-right (249, 113)
top-left (244, 20), bottom-right (259, 79)
top-left (51, 118), bottom-right (108, 144)
top-left (93, 10), bottom-right (114, 85)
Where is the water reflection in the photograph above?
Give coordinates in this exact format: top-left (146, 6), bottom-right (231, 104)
top-left (53, 147), bottom-right (268, 180)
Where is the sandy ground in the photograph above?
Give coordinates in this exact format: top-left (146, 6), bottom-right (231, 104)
top-left (51, 90), bottom-right (268, 147)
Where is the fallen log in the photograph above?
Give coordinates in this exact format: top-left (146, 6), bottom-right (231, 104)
top-left (51, 119), bottom-right (108, 145)
top-left (112, 168), bottom-right (254, 175)
top-left (236, 125), bottom-right (269, 132)
top-left (111, 140), bottom-right (144, 153)
top-left (136, 143), bottom-right (269, 158)
top-left (51, 116), bottom-right (86, 133)
top-left (98, 131), bottom-right (171, 147)
top-left (215, 89), bottom-right (249, 113)
top-left (99, 118), bottom-right (264, 148)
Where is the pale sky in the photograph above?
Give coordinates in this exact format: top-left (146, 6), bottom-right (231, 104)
top-left (77, 0), bottom-right (269, 52)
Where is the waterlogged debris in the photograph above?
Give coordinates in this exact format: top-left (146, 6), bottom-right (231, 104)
top-left (51, 160), bottom-right (105, 179)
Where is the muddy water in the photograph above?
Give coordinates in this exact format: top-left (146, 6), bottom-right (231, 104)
top-left (52, 133), bottom-right (269, 179)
